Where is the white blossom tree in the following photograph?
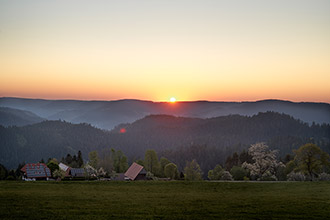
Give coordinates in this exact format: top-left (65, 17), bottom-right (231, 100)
top-left (242, 142), bottom-right (284, 180)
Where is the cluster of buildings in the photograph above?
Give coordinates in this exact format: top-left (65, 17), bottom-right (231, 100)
top-left (20, 162), bottom-right (147, 181)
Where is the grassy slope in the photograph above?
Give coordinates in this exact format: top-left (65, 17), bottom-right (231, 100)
top-left (0, 181), bottom-right (329, 220)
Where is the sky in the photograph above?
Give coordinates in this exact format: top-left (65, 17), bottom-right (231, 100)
top-left (0, 0), bottom-right (329, 102)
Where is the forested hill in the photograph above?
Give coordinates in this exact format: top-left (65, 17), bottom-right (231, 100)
top-left (0, 112), bottom-right (329, 171)
top-left (0, 121), bottom-right (109, 169)
top-left (110, 112), bottom-right (330, 171)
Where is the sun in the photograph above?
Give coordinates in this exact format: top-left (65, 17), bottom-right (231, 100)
top-left (170, 97), bottom-right (176, 103)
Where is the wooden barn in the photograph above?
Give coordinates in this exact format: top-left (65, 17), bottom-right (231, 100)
top-left (21, 163), bottom-right (52, 180)
top-left (124, 162), bottom-right (147, 181)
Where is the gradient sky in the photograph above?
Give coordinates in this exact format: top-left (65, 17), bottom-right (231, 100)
top-left (0, 0), bottom-right (329, 102)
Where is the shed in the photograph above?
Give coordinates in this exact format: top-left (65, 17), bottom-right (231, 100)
top-left (124, 162), bottom-right (147, 180)
top-left (59, 163), bottom-right (69, 172)
top-left (59, 162), bottom-right (71, 177)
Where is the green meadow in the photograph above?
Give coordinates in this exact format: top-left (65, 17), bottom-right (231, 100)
top-left (0, 181), bottom-right (329, 220)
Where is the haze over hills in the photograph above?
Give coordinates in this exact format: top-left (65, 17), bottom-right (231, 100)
top-left (1, 112), bottom-right (329, 174)
top-left (0, 97), bottom-right (329, 129)
top-left (1, 97), bottom-right (329, 173)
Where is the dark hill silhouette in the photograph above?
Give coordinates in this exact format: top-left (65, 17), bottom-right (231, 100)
top-left (0, 97), bottom-right (329, 129)
top-left (110, 112), bottom-right (329, 157)
top-left (0, 121), bottom-right (107, 169)
top-left (1, 112), bottom-right (329, 174)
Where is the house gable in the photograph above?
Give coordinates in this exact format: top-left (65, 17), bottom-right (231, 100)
top-left (124, 162), bottom-right (147, 180)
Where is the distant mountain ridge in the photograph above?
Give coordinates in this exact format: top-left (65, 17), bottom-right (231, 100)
top-left (0, 97), bottom-right (329, 129)
top-left (0, 107), bottom-right (45, 127)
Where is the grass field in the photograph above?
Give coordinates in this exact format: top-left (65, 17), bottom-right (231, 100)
top-left (0, 181), bottom-right (329, 220)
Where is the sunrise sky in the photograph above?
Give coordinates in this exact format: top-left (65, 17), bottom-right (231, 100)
top-left (0, 0), bottom-right (329, 102)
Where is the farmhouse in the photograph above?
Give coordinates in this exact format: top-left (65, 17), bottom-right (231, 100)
top-left (124, 162), bottom-right (147, 180)
top-left (59, 163), bottom-right (85, 178)
top-left (70, 168), bottom-right (85, 178)
top-left (21, 163), bottom-right (51, 181)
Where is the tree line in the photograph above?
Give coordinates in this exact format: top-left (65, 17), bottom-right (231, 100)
top-left (207, 143), bottom-right (330, 181)
top-left (2, 143), bottom-right (329, 182)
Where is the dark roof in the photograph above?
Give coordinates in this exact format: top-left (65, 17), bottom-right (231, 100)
top-left (21, 163), bottom-right (51, 178)
top-left (113, 173), bottom-right (126, 181)
top-left (124, 162), bottom-right (145, 180)
top-left (70, 168), bottom-right (85, 177)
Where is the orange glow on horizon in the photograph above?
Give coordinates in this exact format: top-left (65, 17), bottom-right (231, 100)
top-left (0, 1), bottom-right (329, 104)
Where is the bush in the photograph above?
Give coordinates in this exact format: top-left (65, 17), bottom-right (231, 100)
top-left (6, 176), bottom-right (15, 180)
top-left (0, 164), bottom-right (8, 180)
top-left (220, 171), bottom-right (233, 181)
top-left (146, 171), bottom-right (158, 180)
top-left (184, 160), bottom-right (203, 181)
top-left (53, 169), bottom-right (66, 180)
top-left (275, 165), bottom-right (287, 181)
top-left (164, 163), bottom-right (179, 180)
top-left (287, 172), bottom-right (306, 181)
top-left (318, 173), bottom-right (330, 181)
top-left (208, 164), bottom-right (224, 180)
top-left (230, 166), bottom-right (247, 180)
top-left (47, 159), bottom-right (59, 177)
top-left (260, 171), bottom-right (277, 181)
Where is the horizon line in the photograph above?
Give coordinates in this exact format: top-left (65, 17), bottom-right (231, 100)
top-left (1, 96), bottom-right (329, 105)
